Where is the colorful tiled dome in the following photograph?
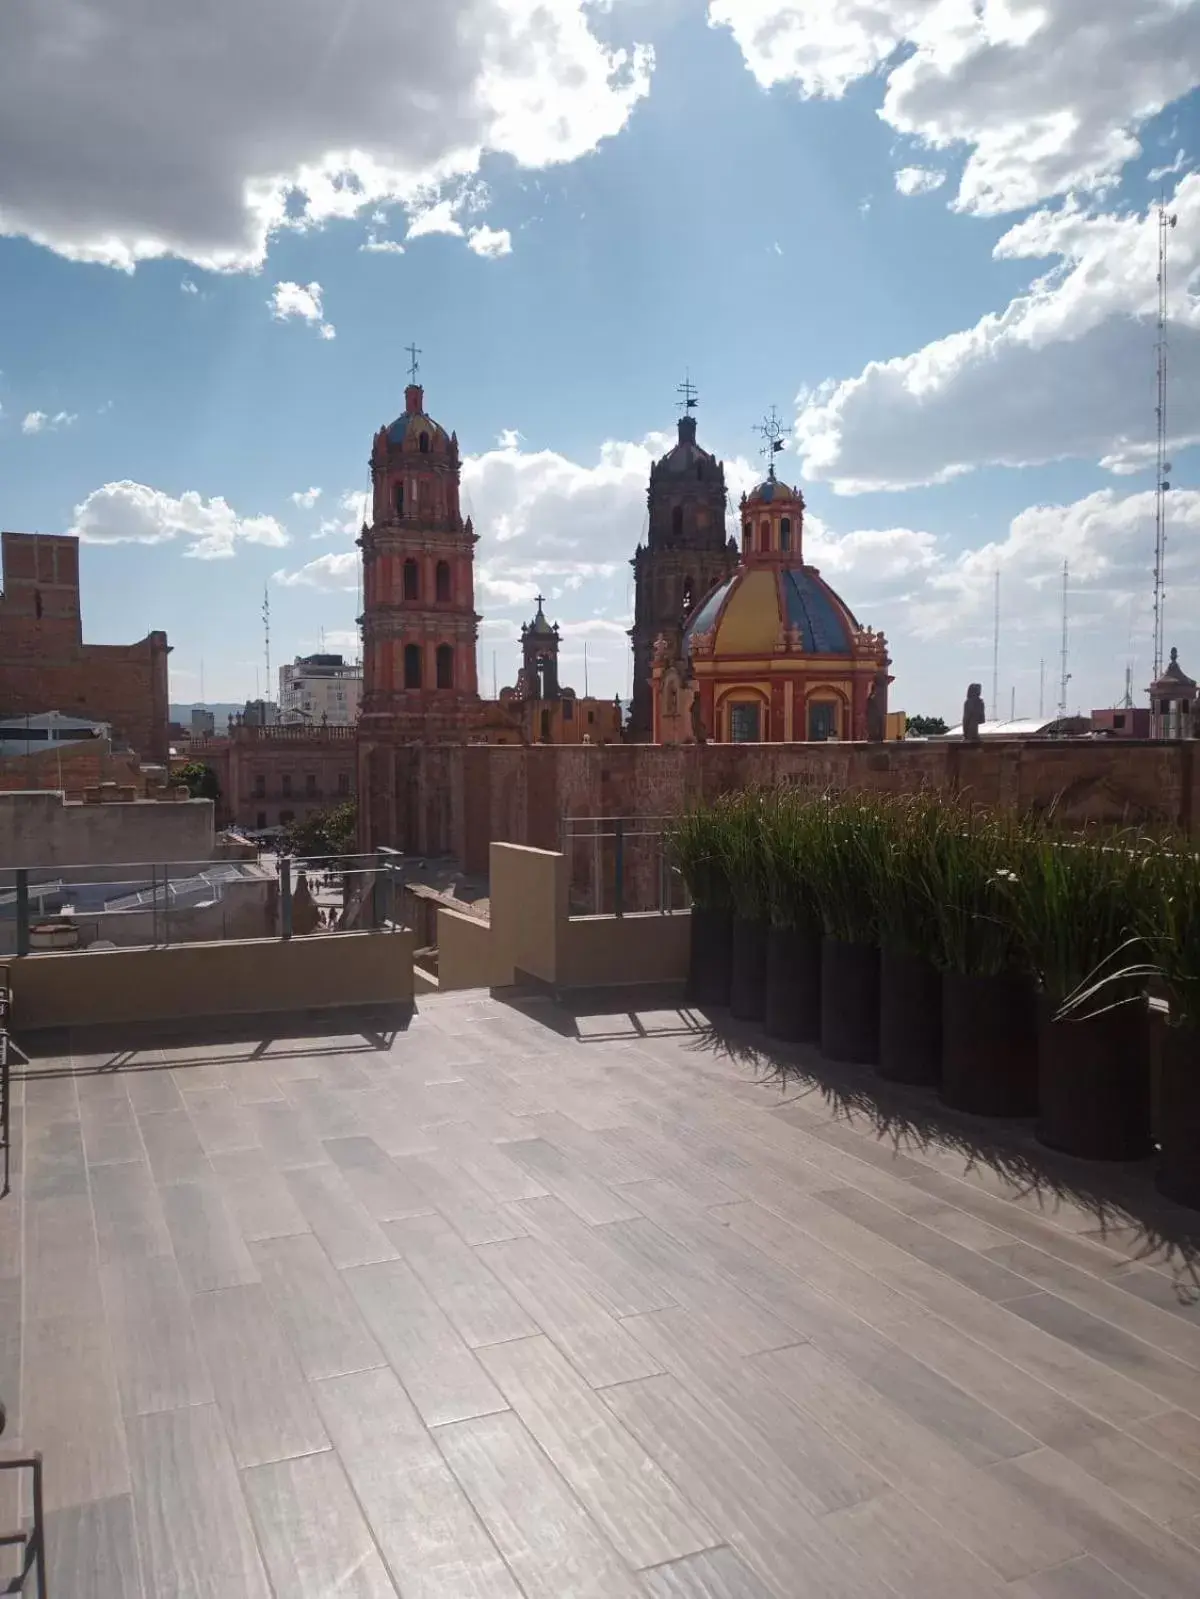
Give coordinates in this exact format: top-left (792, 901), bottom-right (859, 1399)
top-left (683, 564), bottom-right (858, 658)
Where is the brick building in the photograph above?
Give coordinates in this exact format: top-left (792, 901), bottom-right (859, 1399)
top-left (190, 722), bottom-right (356, 832)
top-left (0, 530), bottom-right (170, 762)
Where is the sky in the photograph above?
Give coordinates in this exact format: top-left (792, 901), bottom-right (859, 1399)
top-left (1, 0), bottom-right (1198, 724)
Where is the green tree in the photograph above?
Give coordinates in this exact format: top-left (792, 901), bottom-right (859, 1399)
top-left (283, 800), bottom-right (358, 860)
top-left (175, 760), bottom-right (221, 801)
top-left (905, 714), bottom-right (949, 737)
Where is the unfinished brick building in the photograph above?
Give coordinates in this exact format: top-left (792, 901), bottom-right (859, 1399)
top-left (0, 531), bottom-right (170, 763)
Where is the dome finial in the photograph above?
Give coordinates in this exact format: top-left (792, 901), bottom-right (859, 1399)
top-left (754, 404), bottom-right (786, 482)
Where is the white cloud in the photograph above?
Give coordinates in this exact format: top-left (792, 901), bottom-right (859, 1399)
top-left (180, 276), bottom-right (199, 294)
top-left (72, 481), bottom-right (289, 560)
top-left (315, 490), bottom-right (369, 539)
top-left (269, 281), bottom-right (335, 339)
top-left (467, 224), bottom-right (512, 258)
top-left (360, 234), bottom-right (405, 254)
top-left (406, 199), bottom-right (466, 240)
top-left (894, 166), bottom-right (945, 197)
top-left (0, 2), bottom-right (654, 271)
top-left (796, 175), bottom-right (1200, 491)
top-left (275, 549), bottom-right (358, 589)
top-left (21, 409), bottom-right (76, 434)
top-left (290, 486), bottom-right (322, 509)
top-left (710, 0), bottom-right (1200, 215)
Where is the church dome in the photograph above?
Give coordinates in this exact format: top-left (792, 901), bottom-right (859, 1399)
top-left (683, 563), bottom-right (858, 659)
top-left (384, 384), bottom-right (452, 452)
top-left (745, 474), bottom-right (802, 507)
top-left (651, 414), bottom-right (721, 477)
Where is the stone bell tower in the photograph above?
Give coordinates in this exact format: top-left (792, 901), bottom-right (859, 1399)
top-left (628, 382), bottom-right (738, 739)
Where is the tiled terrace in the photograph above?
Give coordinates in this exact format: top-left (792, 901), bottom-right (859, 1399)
top-left (3, 987), bottom-right (1200, 1597)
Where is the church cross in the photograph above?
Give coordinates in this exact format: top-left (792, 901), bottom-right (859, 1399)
top-left (676, 372), bottom-right (698, 414)
top-left (405, 342), bottom-right (422, 383)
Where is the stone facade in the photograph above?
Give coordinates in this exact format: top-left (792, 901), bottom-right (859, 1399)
top-left (0, 531), bottom-right (170, 762)
top-left (628, 414), bottom-right (739, 740)
top-left (190, 724), bottom-right (356, 831)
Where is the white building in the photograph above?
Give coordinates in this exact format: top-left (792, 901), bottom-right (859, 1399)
top-left (0, 710), bottom-right (111, 758)
top-left (278, 654), bottom-right (362, 725)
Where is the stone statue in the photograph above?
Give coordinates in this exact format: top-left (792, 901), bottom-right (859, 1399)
top-left (962, 683), bottom-right (985, 743)
top-left (690, 692), bottom-right (707, 745)
top-left (866, 671), bottom-right (887, 743)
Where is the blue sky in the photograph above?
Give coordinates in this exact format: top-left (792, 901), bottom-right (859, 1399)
top-left (2, 1), bottom-right (1198, 722)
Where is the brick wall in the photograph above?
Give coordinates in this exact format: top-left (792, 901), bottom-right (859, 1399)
top-left (0, 531), bottom-right (170, 762)
top-left (361, 737), bottom-right (1200, 867)
top-left (0, 739), bottom-right (148, 795)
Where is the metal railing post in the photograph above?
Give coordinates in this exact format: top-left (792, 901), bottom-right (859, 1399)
top-left (280, 858), bottom-right (293, 940)
top-left (613, 818), bottom-right (625, 919)
top-left (15, 871), bottom-right (29, 957)
top-left (162, 863), bottom-right (170, 947)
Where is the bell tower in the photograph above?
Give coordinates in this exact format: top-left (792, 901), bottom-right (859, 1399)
top-left (519, 597), bottom-right (561, 698)
top-left (628, 380), bottom-right (738, 739)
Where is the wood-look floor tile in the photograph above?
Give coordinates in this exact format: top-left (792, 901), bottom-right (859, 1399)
top-left (344, 1257), bottom-right (507, 1427)
top-left (89, 1159), bottom-right (173, 1265)
top-left (209, 1147), bottom-right (311, 1242)
top-left (138, 1108), bottom-right (210, 1185)
top-left (191, 1283), bottom-right (331, 1467)
top-left (284, 1162), bottom-right (399, 1268)
top-left (476, 1235), bottom-right (664, 1389)
top-left (640, 1548), bottom-right (780, 1599)
top-left (24, 1310), bottom-right (129, 1511)
top-left (44, 1493), bottom-right (145, 1599)
top-left (79, 1089), bottom-right (143, 1167)
top-left (478, 1333), bottom-right (717, 1567)
top-left (250, 1233), bottom-right (385, 1381)
top-left (385, 1213), bottom-right (539, 1348)
top-left (1011, 1555), bottom-right (1145, 1598)
top-left (821, 1490), bottom-right (1012, 1598)
top-left (249, 1098), bottom-right (328, 1168)
top-left (242, 1450), bottom-right (398, 1596)
top-left (123, 1067), bottom-right (183, 1115)
top-left (323, 1134), bottom-right (434, 1221)
top-left (501, 1138), bottom-right (639, 1225)
top-left (23, 1117), bottom-right (87, 1201)
top-left (395, 1149), bottom-right (529, 1246)
top-left (315, 1365), bottom-right (522, 1599)
top-left (1128, 1408), bottom-right (1200, 1478)
top-left (512, 1194), bottom-right (677, 1316)
top-left (434, 1125), bottom-right (549, 1204)
top-left (161, 1178), bottom-right (259, 1292)
top-left (129, 1403), bottom-right (271, 1598)
top-left (102, 1253), bottom-right (214, 1415)
top-left (435, 1410), bottom-right (645, 1599)
top-left (180, 1083), bottom-right (259, 1157)
top-left (24, 1191), bottom-right (102, 1321)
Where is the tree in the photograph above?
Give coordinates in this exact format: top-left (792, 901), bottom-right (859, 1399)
top-left (175, 760), bottom-right (221, 801)
top-left (905, 714), bottom-right (949, 737)
top-left (283, 800), bottom-right (357, 861)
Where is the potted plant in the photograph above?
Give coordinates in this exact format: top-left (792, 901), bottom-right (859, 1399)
top-left (873, 794), bottom-right (945, 1086)
top-left (809, 795), bottom-right (885, 1064)
top-left (1014, 826), bottom-right (1153, 1161)
top-left (762, 789), bottom-right (823, 1042)
top-left (720, 791), bottom-right (772, 1022)
top-left (928, 808), bottom-right (1038, 1117)
top-left (670, 801), bottom-right (733, 1006)
top-left (1141, 840), bottom-right (1200, 1204)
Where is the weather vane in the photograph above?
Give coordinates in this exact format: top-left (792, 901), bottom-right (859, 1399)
top-left (754, 405), bottom-right (787, 477)
top-left (676, 372), bottom-right (698, 414)
top-left (406, 341), bottom-right (422, 384)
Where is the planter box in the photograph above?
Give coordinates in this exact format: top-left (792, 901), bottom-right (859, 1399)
top-left (686, 906), bottom-right (732, 1007)
top-left (820, 939), bottom-right (880, 1065)
top-left (730, 916), bottom-right (768, 1022)
top-left (941, 971), bottom-right (1037, 1118)
top-left (878, 950), bottom-right (942, 1086)
top-left (1037, 995), bottom-right (1153, 1162)
top-left (1158, 1022), bottom-right (1200, 1208)
top-left (764, 923), bottom-right (821, 1043)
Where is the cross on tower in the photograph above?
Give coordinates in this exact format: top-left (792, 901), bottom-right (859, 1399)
top-left (754, 405), bottom-right (787, 477)
top-left (676, 372), bottom-right (698, 414)
top-left (405, 342), bottom-right (422, 384)
top-left (534, 593), bottom-right (546, 612)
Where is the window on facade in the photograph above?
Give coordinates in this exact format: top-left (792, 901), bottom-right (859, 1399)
top-left (730, 701), bottom-right (761, 742)
top-left (588, 709), bottom-right (595, 725)
top-left (436, 643), bottom-right (454, 689)
top-left (256, 811), bottom-right (267, 830)
top-left (1113, 713), bottom-right (1126, 729)
top-left (404, 643), bottom-right (422, 689)
top-left (403, 559), bottom-right (419, 600)
top-left (34, 589), bottom-right (43, 620)
top-left (671, 505), bottom-right (683, 539)
top-left (808, 701), bottom-right (837, 742)
top-left (280, 810), bottom-right (294, 826)
top-left (540, 709), bottom-right (551, 742)
top-left (419, 431), bottom-right (430, 453)
top-left (305, 774), bottom-right (317, 798)
top-left (563, 698), bottom-right (574, 721)
top-left (759, 520), bottom-right (770, 551)
top-left (435, 560), bottom-right (451, 602)
top-left (338, 771), bottom-right (350, 796)
top-left (780, 517), bottom-right (791, 551)
top-left (394, 481), bottom-right (404, 516)
top-left (254, 775), bottom-right (266, 798)
top-left (281, 774), bottom-right (292, 798)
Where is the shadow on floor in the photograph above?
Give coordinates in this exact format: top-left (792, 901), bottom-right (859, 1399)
top-left (501, 984), bottom-right (1200, 1295)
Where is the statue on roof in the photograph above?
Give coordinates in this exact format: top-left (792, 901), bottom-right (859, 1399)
top-left (962, 684), bottom-right (985, 743)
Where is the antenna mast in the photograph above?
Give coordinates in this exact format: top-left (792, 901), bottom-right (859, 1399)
top-left (1039, 658), bottom-right (1045, 719)
top-left (1058, 560), bottom-right (1070, 717)
top-left (262, 586), bottom-right (271, 710)
top-left (991, 569), bottom-right (1000, 718)
top-left (1153, 199), bottom-right (1178, 680)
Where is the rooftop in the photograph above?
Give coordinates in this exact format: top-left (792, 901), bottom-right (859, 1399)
top-left (5, 988), bottom-right (1199, 1595)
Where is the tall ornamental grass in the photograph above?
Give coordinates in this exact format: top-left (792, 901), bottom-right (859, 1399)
top-left (806, 794), bottom-right (889, 945)
top-left (715, 790), bottom-right (773, 922)
top-left (924, 807), bottom-right (1026, 978)
top-left (1139, 839), bottom-right (1200, 1030)
top-left (668, 800), bottom-right (734, 913)
top-left (871, 792), bottom-right (949, 960)
top-left (762, 787), bottom-right (825, 932)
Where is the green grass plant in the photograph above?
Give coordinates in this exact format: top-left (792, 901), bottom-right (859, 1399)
top-left (668, 799), bottom-right (734, 913)
top-left (871, 792), bottom-right (949, 961)
top-left (924, 806), bottom-right (1026, 979)
top-left (805, 793), bottom-right (888, 945)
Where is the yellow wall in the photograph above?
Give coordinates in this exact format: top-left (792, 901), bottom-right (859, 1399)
top-left (556, 912), bottom-right (690, 989)
top-left (12, 930), bottom-right (415, 1031)
top-left (488, 842), bottom-right (565, 986)
top-left (437, 906), bottom-right (497, 990)
top-left (712, 569), bottom-right (778, 654)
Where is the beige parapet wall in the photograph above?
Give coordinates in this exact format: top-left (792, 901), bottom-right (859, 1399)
top-left (436, 841), bottom-right (689, 992)
top-left (11, 929), bottom-right (415, 1030)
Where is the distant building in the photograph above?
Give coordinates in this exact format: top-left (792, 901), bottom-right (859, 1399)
top-left (1149, 648), bottom-right (1195, 740)
top-left (190, 722), bottom-right (356, 832)
top-left (0, 709), bottom-right (110, 759)
top-left (190, 707), bottom-right (216, 738)
top-left (279, 653), bottom-right (362, 725)
top-left (238, 699), bottom-right (278, 728)
top-left (939, 715), bottom-right (1091, 739)
top-left (1091, 707), bottom-right (1151, 738)
top-left (479, 597), bottom-right (622, 746)
top-left (0, 530), bottom-right (170, 761)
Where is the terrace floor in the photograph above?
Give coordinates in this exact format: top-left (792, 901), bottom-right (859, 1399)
top-left (3, 987), bottom-right (1200, 1598)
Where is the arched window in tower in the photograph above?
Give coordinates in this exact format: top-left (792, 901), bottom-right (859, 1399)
top-left (436, 643), bottom-right (454, 689)
top-left (404, 643), bottom-right (422, 689)
top-left (394, 481), bottom-right (404, 517)
top-left (759, 519), bottom-right (770, 552)
top-left (435, 561), bottom-right (451, 603)
top-left (671, 505), bottom-right (683, 540)
top-left (696, 464), bottom-right (704, 482)
top-left (780, 516), bottom-right (791, 552)
top-left (419, 431), bottom-right (430, 454)
top-left (743, 520), bottom-right (751, 553)
top-left (403, 559), bottom-right (420, 601)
